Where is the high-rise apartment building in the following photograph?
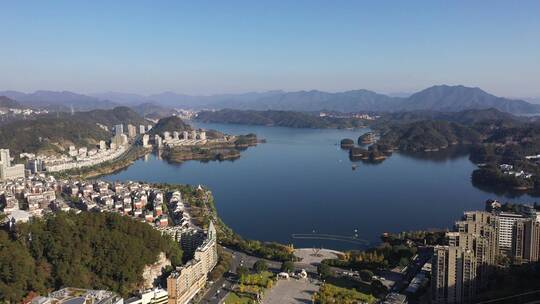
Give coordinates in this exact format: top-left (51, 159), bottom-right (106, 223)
top-left (432, 245), bottom-right (477, 304)
top-left (115, 124), bottom-right (124, 136)
top-left (127, 124), bottom-right (137, 138)
top-left (167, 222), bottom-right (218, 304)
top-left (496, 212), bottom-right (525, 255)
top-left (0, 149), bottom-right (25, 180)
top-left (524, 220), bottom-right (540, 262)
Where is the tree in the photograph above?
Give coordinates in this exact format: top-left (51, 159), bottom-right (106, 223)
top-left (237, 265), bottom-right (249, 278)
top-left (359, 269), bottom-right (374, 282)
top-left (370, 280), bottom-right (388, 297)
top-left (281, 261), bottom-right (295, 273)
top-left (253, 260), bottom-right (268, 273)
top-left (317, 263), bottom-right (334, 279)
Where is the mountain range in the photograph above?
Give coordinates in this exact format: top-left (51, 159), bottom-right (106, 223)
top-left (1, 85), bottom-right (539, 115)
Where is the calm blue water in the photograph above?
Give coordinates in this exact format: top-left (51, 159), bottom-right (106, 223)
top-left (104, 123), bottom-right (537, 250)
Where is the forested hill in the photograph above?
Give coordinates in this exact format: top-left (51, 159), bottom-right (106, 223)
top-left (56, 106), bottom-right (149, 127)
top-left (195, 109), bottom-right (366, 129)
top-left (0, 107), bottom-right (149, 156)
top-left (149, 116), bottom-right (192, 134)
top-left (0, 96), bottom-right (26, 109)
top-left (374, 121), bottom-right (483, 152)
top-left (0, 212), bottom-right (182, 302)
top-left (371, 109), bottom-right (525, 152)
top-left (0, 116), bottom-right (110, 156)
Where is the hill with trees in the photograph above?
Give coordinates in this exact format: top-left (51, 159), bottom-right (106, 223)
top-left (0, 116), bottom-right (110, 156)
top-left (0, 107), bottom-right (149, 156)
top-left (195, 109), bottom-right (366, 129)
top-left (0, 90), bottom-right (118, 111)
top-left (0, 212), bottom-right (182, 302)
top-left (149, 116), bottom-right (192, 134)
top-left (374, 120), bottom-right (482, 152)
top-left (0, 96), bottom-right (26, 109)
top-left (68, 106), bottom-right (149, 127)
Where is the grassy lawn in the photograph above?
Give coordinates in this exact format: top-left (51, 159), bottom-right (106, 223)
top-left (223, 292), bottom-right (254, 304)
top-left (326, 276), bottom-right (372, 294)
top-left (225, 271), bottom-right (276, 304)
top-left (314, 283), bottom-right (377, 304)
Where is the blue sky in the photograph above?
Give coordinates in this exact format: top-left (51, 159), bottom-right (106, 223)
top-left (1, 1), bottom-right (539, 97)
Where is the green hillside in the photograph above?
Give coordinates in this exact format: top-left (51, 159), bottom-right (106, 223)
top-left (196, 109), bottom-right (365, 129)
top-left (149, 116), bottom-right (192, 135)
top-left (0, 212), bottom-right (182, 302)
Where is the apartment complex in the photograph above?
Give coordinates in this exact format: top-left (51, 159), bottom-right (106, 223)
top-left (167, 222), bottom-right (218, 304)
top-left (432, 245), bottom-right (477, 304)
top-left (0, 149), bottom-right (25, 181)
top-left (433, 203), bottom-right (540, 303)
top-left (432, 211), bottom-right (498, 303)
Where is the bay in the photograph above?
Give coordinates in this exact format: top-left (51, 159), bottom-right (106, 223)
top-left (104, 122), bottom-right (537, 250)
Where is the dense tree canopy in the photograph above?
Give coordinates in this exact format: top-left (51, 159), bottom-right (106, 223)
top-left (0, 212), bottom-right (182, 302)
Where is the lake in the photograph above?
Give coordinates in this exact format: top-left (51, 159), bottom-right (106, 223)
top-left (104, 122), bottom-right (538, 250)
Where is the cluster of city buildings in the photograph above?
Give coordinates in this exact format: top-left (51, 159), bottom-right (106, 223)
top-left (0, 174), bottom-right (177, 230)
top-left (167, 221), bottom-right (218, 304)
top-left (318, 111), bottom-right (379, 120)
top-left (431, 200), bottom-right (540, 303)
top-left (174, 109), bottom-right (197, 120)
top-left (499, 163), bottom-right (533, 179)
top-left (31, 288), bottom-right (123, 304)
top-left (0, 107), bottom-right (48, 116)
top-left (31, 287), bottom-right (172, 304)
top-left (153, 130), bottom-right (209, 148)
top-left (23, 141), bottom-right (128, 173)
top-left (16, 123), bottom-right (154, 174)
top-left (0, 172), bottom-right (218, 304)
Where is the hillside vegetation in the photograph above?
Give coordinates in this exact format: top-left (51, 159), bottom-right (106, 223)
top-left (0, 212), bottom-right (182, 302)
top-left (69, 106), bottom-right (149, 126)
top-left (0, 107), bottom-right (149, 156)
top-left (0, 96), bottom-right (26, 109)
top-left (0, 116), bottom-right (110, 156)
top-left (149, 116), bottom-right (192, 134)
top-left (375, 120), bottom-right (482, 152)
top-left (196, 109), bottom-right (365, 129)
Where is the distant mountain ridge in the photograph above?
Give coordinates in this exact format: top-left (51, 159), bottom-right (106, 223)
top-left (0, 96), bottom-right (26, 109)
top-left (88, 85), bottom-right (540, 114)
top-left (0, 90), bottom-right (118, 111)
top-left (3, 85), bottom-right (540, 115)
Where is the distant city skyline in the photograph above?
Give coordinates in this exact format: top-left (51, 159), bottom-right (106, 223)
top-left (1, 1), bottom-right (539, 97)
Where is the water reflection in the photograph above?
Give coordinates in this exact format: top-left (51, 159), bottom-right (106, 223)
top-left (398, 145), bottom-right (471, 162)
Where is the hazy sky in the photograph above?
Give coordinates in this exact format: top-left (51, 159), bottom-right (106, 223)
top-left (1, 1), bottom-right (539, 97)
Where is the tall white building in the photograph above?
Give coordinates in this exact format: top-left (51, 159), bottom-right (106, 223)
top-left (99, 140), bottom-right (107, 150)
top-left (127, 124), bottom-right (137, 138)
top-left (139, 125), bottom-right (146, 134)
top-left (0, 149), bottom-right (25, 180)
top-left (115, 124), bottom-right (124, 135)
top-left (497, 212), bottom-right (525, 254)
top-left (142, 134), bottom-right (150, 147)
top-left (168, 222), bottom-right (218, 304)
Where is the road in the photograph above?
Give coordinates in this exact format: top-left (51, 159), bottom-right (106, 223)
top-left (197, 247), bottom-right (283, 304)
top-left (197, 247), bottom-right (336, 304)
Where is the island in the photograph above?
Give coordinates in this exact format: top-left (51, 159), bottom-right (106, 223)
top-left (358, 132), bottom-right (376, 145)
top-left (340, 138), bottom-right (354, 149)
top-left (149, 116), bottom-right (260, 163)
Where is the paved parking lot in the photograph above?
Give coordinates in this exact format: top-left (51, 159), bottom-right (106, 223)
top-left (262, 279), bottom-right (320, 304)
